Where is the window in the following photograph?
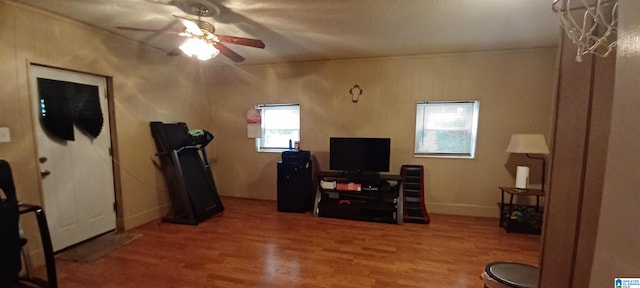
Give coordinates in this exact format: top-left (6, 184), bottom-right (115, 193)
top-left (256, 104), bottom-right (300, 152)
top-left (414, 101), bottom-right (480, 158)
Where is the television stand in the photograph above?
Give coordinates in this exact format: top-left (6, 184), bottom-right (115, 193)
top-left (314, 171), bottom-right (403, 224)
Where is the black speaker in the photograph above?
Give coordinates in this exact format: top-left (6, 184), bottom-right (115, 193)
top-left (277, 151), bottom-right (312, 213)
top-left (282, 150), bottom-right (310, 165)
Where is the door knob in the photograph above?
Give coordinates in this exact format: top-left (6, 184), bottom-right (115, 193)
top-left (39, 157), bottom-right (48, 163)
top-left (40, 169), bottom-right (51, 177)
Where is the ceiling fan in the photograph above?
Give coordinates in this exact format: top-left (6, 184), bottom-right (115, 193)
top-left (116, 4), bottom-right (265, 62)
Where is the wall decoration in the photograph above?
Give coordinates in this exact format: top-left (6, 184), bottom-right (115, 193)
top-left (350, 85), bottom-right (363, 103)
top-left (246, 108), bottom-right (262, 138)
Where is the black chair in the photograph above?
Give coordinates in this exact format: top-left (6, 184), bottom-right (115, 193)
top-left (0, 159), bottom-right (57, 287)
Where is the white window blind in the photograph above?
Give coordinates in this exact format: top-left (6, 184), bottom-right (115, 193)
top-left (414, 101), bottom-right (479, 158)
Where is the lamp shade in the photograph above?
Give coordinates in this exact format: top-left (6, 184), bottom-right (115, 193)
top-left (506, 134), bottom-right (550, 154)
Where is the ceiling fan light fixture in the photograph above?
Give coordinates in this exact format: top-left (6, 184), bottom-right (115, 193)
top-left (117, 4), bottom-right (264, 63)
top-left (179, 38), bottom-right (219, 61)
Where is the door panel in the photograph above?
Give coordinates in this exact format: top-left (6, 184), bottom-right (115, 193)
top-left (28, 65), bottom-right (115, 251)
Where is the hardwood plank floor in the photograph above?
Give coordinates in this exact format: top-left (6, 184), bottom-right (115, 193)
top-left (44, 197), bottom-right (540, 287)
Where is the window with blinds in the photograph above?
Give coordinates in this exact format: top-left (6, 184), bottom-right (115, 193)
top-left (256, 104), bottom-right (300, 152)
top-left (414, 101), bottom-right (479, 158)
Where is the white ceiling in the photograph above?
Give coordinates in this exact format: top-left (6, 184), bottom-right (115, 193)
top-left (13, 0), bottom-right (561, 66)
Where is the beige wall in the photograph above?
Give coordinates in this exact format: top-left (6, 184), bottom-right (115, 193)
top-left (0, 1), bottom-right (214, 260)
top-left (209, 48), bottom-right (557, 217)
top-left (589, 0), bottom-right (640, 285)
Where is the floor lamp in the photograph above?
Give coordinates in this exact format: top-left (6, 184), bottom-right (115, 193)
top-left (506, 134), bottom-right (550, 192)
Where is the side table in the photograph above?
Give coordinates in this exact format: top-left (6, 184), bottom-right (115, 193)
top-left (499, 187), bottom-right (545, 233)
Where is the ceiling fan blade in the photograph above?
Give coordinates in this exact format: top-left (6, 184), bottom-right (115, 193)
top-left (116, 26), bottom-right (181, 35)
top-left (213, 43), bottom-right (245, 62)
top-left (173, 15), bottom-right (204, 36)
top-left (216, 35), bottom-right (265, 49)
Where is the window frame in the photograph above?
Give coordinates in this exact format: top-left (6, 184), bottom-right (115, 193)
top-left (414, 100), bottom-right (480, 159)
top-left (255, 103), bottom-right (300, 153)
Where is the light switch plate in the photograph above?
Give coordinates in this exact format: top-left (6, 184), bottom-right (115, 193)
top-left (0, 127), bottom-right (11, 143)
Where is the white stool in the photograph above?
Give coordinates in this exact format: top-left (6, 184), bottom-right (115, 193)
top-left (482, 262), bottom-right (538, 288)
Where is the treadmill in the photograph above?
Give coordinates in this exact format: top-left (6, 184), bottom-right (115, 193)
top-left (149, 121), bottom-right (224, 225)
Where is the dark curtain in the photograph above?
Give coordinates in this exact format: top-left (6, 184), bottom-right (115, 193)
top-left (38, 78), bottom-right (74, 141)
top-left (68, 83), bottom-right (103, 138)
top-left (37, 78), bottom-right (104, 141)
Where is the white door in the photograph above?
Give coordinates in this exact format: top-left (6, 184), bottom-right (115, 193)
top-left (28, 64), bottom-right (116, 251)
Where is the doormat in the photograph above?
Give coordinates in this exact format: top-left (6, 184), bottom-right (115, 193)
top-left (56, 232), bottom-right (143, 262)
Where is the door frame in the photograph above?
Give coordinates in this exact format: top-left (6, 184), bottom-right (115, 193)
top-left (27, 62), bottom-right (123, 232)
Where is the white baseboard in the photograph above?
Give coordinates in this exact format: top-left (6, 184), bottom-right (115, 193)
top-left (426, 202), bottom-right (499, 218)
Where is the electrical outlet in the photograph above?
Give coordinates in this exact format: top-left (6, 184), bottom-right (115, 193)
top-left (0, 127), bottom-right (11, 143)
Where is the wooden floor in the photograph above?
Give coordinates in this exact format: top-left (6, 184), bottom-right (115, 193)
top-left (43, 197), bottom-right (540, 287)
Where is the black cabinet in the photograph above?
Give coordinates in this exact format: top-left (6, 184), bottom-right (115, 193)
top-left (277, 151), bottom-right (313, 213)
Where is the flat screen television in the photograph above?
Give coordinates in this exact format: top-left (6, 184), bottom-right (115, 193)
top-left (329, 137), bottom-right (391, 172)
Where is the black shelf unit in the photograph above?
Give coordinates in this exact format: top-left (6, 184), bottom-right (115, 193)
top-left (314, 171), bottom-right (403, 224)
